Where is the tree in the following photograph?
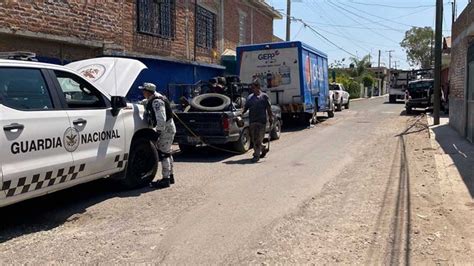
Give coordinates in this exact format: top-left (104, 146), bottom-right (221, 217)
top-left (400, 26), bottom-right (434, 68)
top-left (349, 55), bottom-right (371, 77)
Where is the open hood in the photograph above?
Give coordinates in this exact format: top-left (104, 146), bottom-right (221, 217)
top-left (66, 57), bottom-right (147, 97)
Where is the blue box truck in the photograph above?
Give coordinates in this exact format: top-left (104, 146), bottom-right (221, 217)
top-left (237, 41), bottom-right (335, 123)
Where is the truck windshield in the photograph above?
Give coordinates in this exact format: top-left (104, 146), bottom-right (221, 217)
top-left (408, 81), bottom-right (433, 90)
top-left (329, 84), bottom-right (340, 90)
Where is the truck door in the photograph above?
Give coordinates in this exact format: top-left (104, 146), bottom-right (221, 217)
top-left (317, 56), bottom-right (329, 110)
top-left (49, 70), bottom-right (126, 177)
top-left (0, 67), bottom-right (74, 201)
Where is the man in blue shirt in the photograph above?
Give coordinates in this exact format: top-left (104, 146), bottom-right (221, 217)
top-left (243, 79), bottom-right (274, 162)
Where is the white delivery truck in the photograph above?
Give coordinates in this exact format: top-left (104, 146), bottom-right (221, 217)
top-left (237, 41), bottom-right (335, 124)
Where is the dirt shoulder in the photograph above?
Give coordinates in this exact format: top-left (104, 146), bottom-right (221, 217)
top-left (227, 114), bottom-right (473, 264)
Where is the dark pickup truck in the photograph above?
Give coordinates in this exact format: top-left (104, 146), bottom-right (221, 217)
top-left (174, 106), bottom-right (282, 153)
top-left (405, 79), bottom-right (434, 114)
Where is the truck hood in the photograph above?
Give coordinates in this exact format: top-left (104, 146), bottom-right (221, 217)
top-left (66, 57), bottom-right (147, 97)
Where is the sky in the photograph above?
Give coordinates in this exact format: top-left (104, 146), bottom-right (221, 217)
top-left (267, 0), bottom-right (470, 70)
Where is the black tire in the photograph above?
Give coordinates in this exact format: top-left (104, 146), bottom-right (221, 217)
top-left (336, 100), bottom-right (343, 111)
top-left (389, 95), bottom-right (396, 103)
top-left (190, 93), bottom-right (232, 111)
top-left (121, 139), bottom-right (158, 189)
top-left (327, 100), bottom-right (335, 118)
top-left (345, 99), bottom-right (350, 109)
top-left (233, 128), bottom-right (251, 153)
top-left (179, 144), bottom-right (196, 153)
top-left (270, 119), bottom-right (281, 140)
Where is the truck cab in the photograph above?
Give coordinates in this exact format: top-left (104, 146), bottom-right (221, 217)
top-left (405, 79), bottom-right (434, 114)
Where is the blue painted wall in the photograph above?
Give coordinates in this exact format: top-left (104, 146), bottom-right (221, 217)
top-left (36, 55), bottom-right (224, 103)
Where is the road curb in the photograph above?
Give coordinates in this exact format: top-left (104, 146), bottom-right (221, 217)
top-left (350, 94), bottom-right (388, 102)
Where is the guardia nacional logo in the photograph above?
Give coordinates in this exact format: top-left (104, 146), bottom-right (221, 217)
top-left (63, 127), bottom-right (80, 152)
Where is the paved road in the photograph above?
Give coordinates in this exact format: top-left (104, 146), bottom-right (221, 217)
top-left (0, 96), bottom-right (407, 264)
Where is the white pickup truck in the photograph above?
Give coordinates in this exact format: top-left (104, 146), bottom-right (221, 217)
top-left (0, 57), bottom-right (159, 207)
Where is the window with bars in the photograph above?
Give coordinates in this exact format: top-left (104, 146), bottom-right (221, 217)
top-left (137, 0), bottom-right (175, 39)
top-left (196, 6), bottom-right (216, 49)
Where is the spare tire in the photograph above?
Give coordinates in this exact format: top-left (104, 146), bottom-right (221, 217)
top-left (190, 93), bottom-right (232, 111)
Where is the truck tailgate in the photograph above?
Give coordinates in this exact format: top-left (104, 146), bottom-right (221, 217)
top-left (174, 112), bottom-right (226, 136)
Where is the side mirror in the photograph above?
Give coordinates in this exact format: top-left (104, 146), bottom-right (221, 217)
top-left (111, 96), bottom-right (127, 116)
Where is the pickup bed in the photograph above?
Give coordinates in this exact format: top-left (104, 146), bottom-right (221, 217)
top-left (173, 106), bottom-right (282, 153)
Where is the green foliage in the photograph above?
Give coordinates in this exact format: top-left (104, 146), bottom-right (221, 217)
top-left (346, 82), bottom-right (361, 99)
top-left (400, 26), bottom-right (434, 68)
top-left (362, 75), bottom-right (375, 87)
top-left (349, 55), bottom-right (372, 77)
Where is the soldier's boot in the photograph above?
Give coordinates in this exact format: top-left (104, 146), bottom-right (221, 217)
top-left (170, 174), bottom-right (175, 185)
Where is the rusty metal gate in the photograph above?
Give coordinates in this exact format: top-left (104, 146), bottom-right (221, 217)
top-left (467, 42), bottom-right (474, 142)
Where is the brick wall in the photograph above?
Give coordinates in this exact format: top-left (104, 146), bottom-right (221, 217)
top-left (223, 0), bottom-right (274, 51)
top-left (450, 2), bottom-right (474, 100)
top-left (449, 2), bottom-right (473, 137)
top-left (0, 0), bottom-right (275, 63)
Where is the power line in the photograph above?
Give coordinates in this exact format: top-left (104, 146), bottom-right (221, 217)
top-left (325, 0), bottom-right (401, 44)
top-left (326, 0), bottom-right (406, 33)
top-left (304, 1), bottom-right (372, 56)
top-left (346, 1), bottom-right (435, 9)
top-left (343, 2), bottom-right (417, 28)
top-left (276, 9), bottom-right (358, 57)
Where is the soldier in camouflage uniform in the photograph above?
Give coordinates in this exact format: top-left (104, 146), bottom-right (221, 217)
top-left (140, 83), bottom-right (176, 188)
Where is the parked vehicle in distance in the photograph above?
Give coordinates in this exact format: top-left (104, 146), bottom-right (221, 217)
top-left (237, 41), bottom-right (334, 124)
top-left (0, 56), bottom-right (159, 208)
top-left (405, 79), bottom-right (434, 114)
top-left (329, 83), bottom-right (350, 111)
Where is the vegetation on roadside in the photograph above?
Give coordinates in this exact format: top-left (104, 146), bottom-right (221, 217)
top-left (400, 26), bottom-right (434, 68)
top-left (330, 54), bottom-right (376, 98)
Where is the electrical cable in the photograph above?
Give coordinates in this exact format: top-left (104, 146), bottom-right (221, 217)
top-left (304, 1), bottom-right (373, 56)
top-left (325, 0), bottom-right (401, 44)
top-left (346, 1), bottom-right (435, 9)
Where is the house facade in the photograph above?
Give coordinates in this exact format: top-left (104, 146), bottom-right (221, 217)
top-left (0, 0), bottom-right (280, 69)
top-left (449, 1), bottom-right (474, 142)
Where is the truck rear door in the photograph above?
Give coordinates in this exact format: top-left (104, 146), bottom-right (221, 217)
top-left (175, 112), bottom-right (227, 138)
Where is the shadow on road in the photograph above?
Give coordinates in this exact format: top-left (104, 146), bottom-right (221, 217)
top-left (366, 117), bottom-right (420, 264)
top-left (0, 179), bottom-right (156, 243)
top-left (432, 124), bottom-right (474, 198)
top-left (174, 146), bottom-right (237, 163)
top-left (223, 158), bottom-right (254, 165)
top-left (384, 101), bottom-right (405, 105)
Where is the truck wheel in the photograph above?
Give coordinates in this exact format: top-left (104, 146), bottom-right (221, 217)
top-left (389, 95), bottom-right (396, 103)
top-left (327, 101), bottom-right (335, 118)
top-left (270, 119), bottom-right (281, 140)
top-left (336, 101), bottom-right (343, 111)
top-left (344, 99), bottom-right (350, 109)
top-left (179, 144), bottom-right (196, 153)
top-left (233, 128), bottom-right (250, 153)
top-left (121, 139), bottom-right (158, 189)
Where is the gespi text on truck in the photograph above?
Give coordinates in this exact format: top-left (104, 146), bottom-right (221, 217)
top-left (237, 41), bottom-right (334, 124)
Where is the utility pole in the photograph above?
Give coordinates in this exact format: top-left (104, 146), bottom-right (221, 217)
top-left (452, 1), bottom-right (455, 24)
top-left (434, 0), bottom-right (443, 125)
top-left (393, 61), bottom-right (399, 70)
top-left (378, 50), bottom-right (381, 94)
top-left (286, 0), bottom-right (291, 41)
top-left (386, 50), bottom-right (394, 70)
